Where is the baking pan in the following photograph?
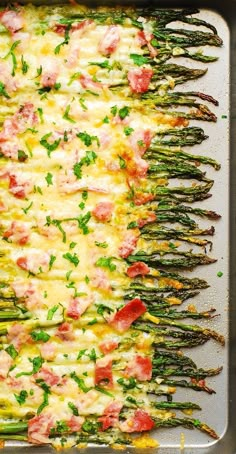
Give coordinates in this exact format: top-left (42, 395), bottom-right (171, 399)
top-left (0, 1), bottom-right (235, 453)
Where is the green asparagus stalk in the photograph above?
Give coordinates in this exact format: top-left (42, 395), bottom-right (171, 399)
top-left (152, 366), bottom-right (222, 378)
top-left (152, 401), bottom-right (201, 410)
top-left (150, 200), bottom-right (221, 219)
top-left (148, 162), bottom-right (208, 181)
top-left (143, 313), bottom-right (225, 345)
top-left (127, 249), bottom-right (216, 268)
top-left (148, 307), bottom-right (217, 320)
top-left (158, 379), bottom-right (215, 395)
top-left (145, 147), bottom-right (221, 170)
top-left (153, 350), bottom-right (197, 368)
top-left (151, 126), bottom-right (208, 147)
top-left (153, 417), bottom-right (218, 439)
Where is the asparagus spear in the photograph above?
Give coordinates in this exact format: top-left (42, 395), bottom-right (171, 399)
top-left (149, 199), bottom-right (221, 220)
top-left (152, 366), bottom-right (222, 378)
top-left (152, 401), bottom-right (201, 410)
top-left (148, 307), bottom-right (217, 320)
top-left (148, 162), bottom-right (208, 181)
top-left (143, 313), bottom-right (225, 345)
top-left (145, 147), bottom-right (221, 170)
top-left (153, 417), bottom-right (218, 439)
top-left (151, 126), bottom-right (208, 147)
top-left (153, 350), bottom-right (197, 368)
top-left (127, 249), bottom-right (216, 268)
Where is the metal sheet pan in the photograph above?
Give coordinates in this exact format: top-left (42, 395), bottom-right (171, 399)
top-left (0, 1), bottom-right (235, 453)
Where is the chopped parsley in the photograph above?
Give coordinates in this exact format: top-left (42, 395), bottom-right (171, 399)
top-left (21, 55), bottom-right (29, 74)
top-left (4, 40), bottom-right (21, 76)
top-left (124, 126), bottom-right (134, 136)
top-left (40, 133), bottom-right (61, 157)
top-left (37, 391), bottom-right (49, 415)
top-left (79, 97), bottom-right (88, 111)
top-left (68, 402), bottom-right (79, 416)
top-left (37, 107), bottom-right (44, 123)
top-left (63, 104), bottom-right (76, 124)
top-left (95, 256), bottom-right (116, 272)
top-left (73, 150), bottom-right (97, 179)
top-left (69, 242), bottom-right (77, 249)
top-left (102, 116), bottom-right (109, 124)
top-left (63, 252), bottom-right (80, 267)
top-left (47, 305), bottom-right (59, 320)
top-left (77, 131), bottom-right (100, 147)
top-left (5, 344), bottom-right (18, 359)
top-left (54, 24), bottom-right (71, 54)
top-left (0, 81), bottom-right (10, 99)
top-left (130, 53), bottom-right (149, 66)
top-left (31, 330), bottom-right (50, 343)
top-left (16, 356), bottom-right (44, 377)
top-left (110, 105), bottom-right (118, 116)
top-left (127, 221), bottom-right (138, 229)
top-left (14, 390), bottom-right (28, 406)
top-left (68, 72), bottom-right (81, 86)
top-left (17, 149), bottom-right (28, 162)
top-left (217, 271), bottom-right (223, 277)
top-left (22, 201), bottom-right (33, 215)
top-left (119, 106), bottom-right (130, 120)
top-left (45, 172), bottom-right (53, 186)
top-left (70, 371), bottom-right (91, 393)
top-left (118, 156), bottom-right (126, 169)
top-left (49, 254), bottom-right (56, 270)
top-left (94, 241), bottom-right (108, 248)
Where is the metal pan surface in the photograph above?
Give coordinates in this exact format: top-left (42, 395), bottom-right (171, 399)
top-left (0, 1), bottom-right (235, 453)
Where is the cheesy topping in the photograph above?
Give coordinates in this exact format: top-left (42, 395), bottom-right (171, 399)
top-left (0, 3), bottom-right (223, 449)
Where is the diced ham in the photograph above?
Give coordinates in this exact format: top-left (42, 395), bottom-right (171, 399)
top-left (127, 262), bottom-right (150, 278)
top-left (7, 322), bottom-right (31, 350)
top-left (39, 342), bottom-right (56, 361)
top-left (99, 339), bottom-right (119, 355)
top-left (80, 74), bottom-right (104, 90)
top-left (53, 19), bottom-right (93, 35)
top-left (118, 232), bottom-right (139, 259)
top-left (2, 221), bottom-right (30, 245)
top-left (129, 129), bottom-right (154, 156)
top-left (125, 355), bottom-right (152, 381)
top-left (92, 201), bottom-right (114, 222)
top-left (91, 268), bottom-right (112, 293)
top-left (98, 131), bottom-right (111, 149)
top-left (133, 192), bottom-right (155, 206)
top-left (56, 322), bottom-right (75, 341)
top-left (16, 103), bottom-right (38, 129)
top-left (12, 280), bottom-right (39, 311)
top-left (119, 409), bottom-right (155, 433)
top-left (0, 104), bottom-right (37, 160)
top-left (0, 61), bottom-right (18, 97)
top-left (0, 140), bottom-right (19, 160)
top-left (137, 212), bottom-right (156, 228)
top-left (28, 414), bottom-right (54, 445)
top-left (95, 356), bottom-right (113, 388)
top-left (41, 72), bottom-right (58, 88)
top-left (99, 401), bottom-right (123, 431)
top-left (0, 200), bottom-right (7, 212)
top-left (34, 366), bottom-right (60, 387)
top-left (8, 173), bottom-right (33, 199)
top-left (98, 25), bottom-right (120, 56)
top-left (0, 9), bottom-right (23, 33)
top-left (109, 299), bottom-right (146, 333)
top-left (136, 30), bottom-right (158, 58)
top-left (66, 295), bottom-right (92, 320)
top-left (57, 170), bottom-right (109, 194)
top-left (128, 68), bottom-right (153, 94)
top-left (40, 58), bottom-right (59, 88)
top-left (76, 389), bottom-right (98, 413)
top-left (0, 350), bottom-right (13, 379)
top-left (16, 251), bottom-right (50, 275)
top-left (67, 415), bottom-right (84, 432)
